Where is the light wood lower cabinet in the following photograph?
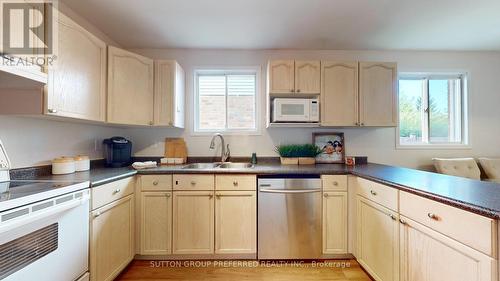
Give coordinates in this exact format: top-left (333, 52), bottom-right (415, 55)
top-left (90, 195), bottom-right (134, 281)
top-left (215, 191), bottom-right (256, 254)
top-left (172, 191), bottom-right (215, 254)
top-left (356, 195), bottom-right (399, 281)
top-left (140, 192), bottom-right (172, 255)
top-left (322, 191), bottom-right (347, 254)
top-left (399, 216), bottom-right (495, 281)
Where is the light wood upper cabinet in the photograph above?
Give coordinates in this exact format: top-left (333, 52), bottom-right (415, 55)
top-left (321, 61), bottom-right (359, 126)
top-left (172, 191), bottom-right (214, 254)
top-left (154, 60), bottom-right (185, 127)
top-left (46, 11), bottom-right (106, 121)
top-left (357, 196), bottom-right (399, 281)
top-left (215, 191), bottom-right (256, 254)
top-left (295, 60), bottom-right (320, 94)
top-left (359, 62), bottom-right (397, 126)
top-left (140, 192), bottom-right (172, 255)
top-left (107, 46), bottom-right (154, 125)
top-left (268, 60), bottom-right (295, 93)
top-left (90, 195), bottom-right (134, 281)
top-left (322, 191), bottom-right (348, 254)
top-left (399, 216), bottom-right (495, 281)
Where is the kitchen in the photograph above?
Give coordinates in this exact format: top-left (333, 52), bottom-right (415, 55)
top-left (1, 0), bottom-right (500, 281)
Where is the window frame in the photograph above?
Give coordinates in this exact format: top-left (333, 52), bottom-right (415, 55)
top-left (192, 66), bottom-right (262, 136)
top-left (396, 72), bottom-right (470, 150)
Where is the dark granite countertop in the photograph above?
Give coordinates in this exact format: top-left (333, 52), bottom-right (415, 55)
top-left (12, 161), bottom-right (500, 219)
top-left (28, 166), bottom-right (137, 187)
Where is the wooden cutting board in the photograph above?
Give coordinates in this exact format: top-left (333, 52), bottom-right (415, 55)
top-left (165, 138), bottom-right (187, 163)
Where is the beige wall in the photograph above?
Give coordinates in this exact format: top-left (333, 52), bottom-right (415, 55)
top-left (1, 5), bottom-right (499, 169)
top-left (124, 48), bottom-right (500, 170)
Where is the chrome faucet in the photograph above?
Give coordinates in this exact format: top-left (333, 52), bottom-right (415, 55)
top-left (209, 133), bottom-right (230, 163)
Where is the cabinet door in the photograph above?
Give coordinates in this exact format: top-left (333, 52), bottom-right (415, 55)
top-left (359, 62), bottom-right (397, 126)
top-left (90, 195), bottom-right (134, 281)
top-left (400, 216), bottom-right (495, 281)
top-left (154, 60), bottom-right (185, 127)
top-left (107, 46), bottom-right (154, 125)
top-left (322, 192), bottom-right (348, 254)
top-left (46, 12), bottom-right (106, 121)
top-left (172, 191), bottom-right (214, 254)
top-left (356, 196), bottom-right (399, 281)
top-left (321, 61), bottom-right (358, 126)
top-left (295, 60), bottom-right (320, 94)
top-left (215, 191), bottom-right (256, 254)
top-left (268, 60), bottom-right (295, 93)
top-left (140, 192), bottom-right (172, 255)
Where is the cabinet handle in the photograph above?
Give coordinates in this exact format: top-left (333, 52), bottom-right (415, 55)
top-left (112, 188), bottom-right (121, 195)
top-left (360, 123), bottom-right (365, 126)
top-left (290, 89), bottom-right (295, 92)
top-left (233, 181), bottom-right (238, 186)
top-left (166, 193), bottom-right (171, 198)
top-left (427, 213), bottom-right (439, 220)
top-left (323, 193), bottom-right (329, 198)
top-left (48, 109), bottom-right (57, 113)
top-left (216, 193), bottom-right (221, 199)
top-left (208, 194), bottom-right (214, 199)
top-left (388, 214), bottom-right (396, 221)
top-left (153, 180), bottom-right (159, 186)
top-left (190, 181), bottom-right (196, 185)
top-left (296, 89), bottom-right (301, 93)
top-left (333, 181), bottom-right (338, 186)
top-left (399, 218), bottom-right (407, 225)
top-left (149, 121), bottom-right (154, 125)
top-left (370, 190), bottom-right (377, 196)
top-left (355, 122), bottom-right (359, 126)
top-left (94, 211), bottom-right (101, 218)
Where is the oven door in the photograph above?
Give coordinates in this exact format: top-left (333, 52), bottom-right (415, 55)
top-left (273, 99), bottom-right (310, 122)
top-left (0, 190), bottom-right (90, 281)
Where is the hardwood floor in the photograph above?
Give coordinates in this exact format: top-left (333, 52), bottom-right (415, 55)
top-left (116, 260), bottom-right (372, 281)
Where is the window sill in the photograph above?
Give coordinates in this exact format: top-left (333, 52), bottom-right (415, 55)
top-left (396, 144), bottom-right (472, 150)
top-left (191, 130), bottom-right (262, 137)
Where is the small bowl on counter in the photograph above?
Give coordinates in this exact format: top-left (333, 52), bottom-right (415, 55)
top-left (74, 155), bottom-right (90, 172)
top-left (52, 157), bottom-right (76, 175)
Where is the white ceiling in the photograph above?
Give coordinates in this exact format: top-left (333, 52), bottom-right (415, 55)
top-left (61, 0), bottom-right (500, 51)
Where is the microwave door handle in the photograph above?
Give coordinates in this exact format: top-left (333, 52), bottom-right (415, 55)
top-left (0, 194), bottom-right (89, 235)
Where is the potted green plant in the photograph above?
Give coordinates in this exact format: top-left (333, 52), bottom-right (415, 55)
top-left (275, 144), bottom-right (323, 165)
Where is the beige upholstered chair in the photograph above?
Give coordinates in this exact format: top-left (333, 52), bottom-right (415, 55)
top-left (432, 158), bottom-right (481, 180)
top-left (478, 158), bottom-right (500, 183)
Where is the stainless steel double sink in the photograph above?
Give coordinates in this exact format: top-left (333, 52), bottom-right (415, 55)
top-left (182, 162), bottom-right (254, 169)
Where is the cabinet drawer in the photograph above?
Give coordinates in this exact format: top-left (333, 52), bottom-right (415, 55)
top-left (322, 175), bottom-right (347, 191)
top-left (173, 174), bottom-right (214, 190)
top-left (400, 191), bottom-right (497, 257)
top-left (216, 175), bottom-right (256, 191)
top-left (92, 177), bottom-right (135, 210)
top-left (140, 175), bottom-right (172, 191)
top-left (356, 177), bottom-right (398, 211)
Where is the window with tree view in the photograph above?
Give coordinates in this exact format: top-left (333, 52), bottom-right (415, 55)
top-left (398, 74), bottom-right (466, 146)
top-left (195, 69), bottom-right (258, 133)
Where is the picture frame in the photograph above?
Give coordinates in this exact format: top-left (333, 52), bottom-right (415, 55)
top-left (313, 132), bottom-right (345, 164)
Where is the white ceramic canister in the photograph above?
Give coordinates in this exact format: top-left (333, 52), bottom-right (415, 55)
top-left (74, 155), bottom-right (90, 172)
top-left (52, 157), bottom-right (76, 175)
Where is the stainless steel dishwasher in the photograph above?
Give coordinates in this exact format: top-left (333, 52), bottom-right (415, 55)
top-left (258, 176), bottom-right (322, 259)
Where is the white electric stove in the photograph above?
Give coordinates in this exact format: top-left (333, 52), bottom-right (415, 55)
top-left (0, 139), bottom-right (90, 281)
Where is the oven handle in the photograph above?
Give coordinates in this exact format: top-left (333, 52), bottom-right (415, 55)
top-left (259, 188), bottom-right (321, 194)
top-left (0, 194), bottom-right (90, 235)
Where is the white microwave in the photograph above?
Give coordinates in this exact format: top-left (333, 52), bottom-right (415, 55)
top-left (272, 98), bottom-right (319, 122)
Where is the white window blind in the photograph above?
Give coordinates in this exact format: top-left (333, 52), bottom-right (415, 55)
top-left (195, 70), bottom-right (257, 133)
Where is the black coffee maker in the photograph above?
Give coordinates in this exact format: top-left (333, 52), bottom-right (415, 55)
top-left (103, 137), bottom-right (132, 167)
